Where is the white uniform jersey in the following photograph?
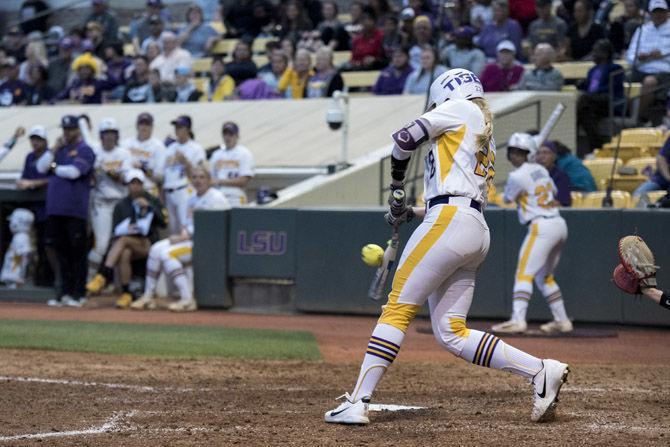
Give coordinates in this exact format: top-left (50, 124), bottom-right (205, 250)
top-left (164, 140), bottom-right (206, 190)
top-left (209, 144), bottom-right (255, 205)
top-left (0, 232), bottom-right (31, 285)
top-left (504, 162), bottom-right (561, 225)
top-left (93, 146), bottom-right (132, 199)
top-left (419, 99), bottom-right (495, 204)
top-left (184, 187), bottom-right (231, 235)
top-left (121, 136), bottom-right (166, 191)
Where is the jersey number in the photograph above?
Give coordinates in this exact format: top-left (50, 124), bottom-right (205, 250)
top-left (534, 183), bottom-right (553, 208)
top-left (474, 146), bottom-right (495, 180)
top-left (427, 151), bottom-right (436, 179)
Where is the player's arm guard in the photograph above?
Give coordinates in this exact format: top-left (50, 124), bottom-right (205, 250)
top-left (391, 118), bottom-right (429, 155)
top-left (613, 235), bottom-right (659, 295)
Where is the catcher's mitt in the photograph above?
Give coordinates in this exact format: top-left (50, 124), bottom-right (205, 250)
top-left (613, 235), bottom-right (659, 294)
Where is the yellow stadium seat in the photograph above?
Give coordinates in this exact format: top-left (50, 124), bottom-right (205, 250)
top-left (570, 191), bottom-right (582, 207)
top-left (578, 191), bottom-right (631, 208)
top-left (625, 157), bottom-right (656, 174)
top-left (192, 58), bottom-right (213, 74)
top-left (638, 190), bottom-right (668, 206)
top-left (333, 51), bottom-right (352, 66)
top-left (583, 158), bottom-right (623, 190)
top-left (596, 144), bottom-right (644, 162)
top-left (252, 37), bottom-right (277, 54)
top-left (618, 127), bottom-right (665, 146)
top-left (212, 39), bottom-right (239, 55)
top-left (599, 175), bottom-right (647, 193)
top-left (123, 43), bottom-right (135, 56)
top-left (252, 54), bottom-right (268, 67)
top-left (209, 21), bottom-right (226, 34)
top-left (342, 70), bottom-right (380, 89)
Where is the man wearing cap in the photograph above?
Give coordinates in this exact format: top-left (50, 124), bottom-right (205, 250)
top-left (87, 169), bottom-right (165, 308)
top-left (86, 0), bottom-right (119, 43)
top-left (479, 39), bottom-right (524, 92)
top-left (47, 37), bottom-right (75, 95)
top-left (626, 0), bottom-right (670, 123)
top-left (209, 122), bottom-right (255, 206)
top-left (130, 0), bottom-right (173, 50)
top-left (440, 26), bottom-right (486, 76)
top-left (164, 115), bottom-right (206, 234)
top-left (78, 116), bottom-right (132, 277)
top-left (56, 53), bottom-right (116, 104)
top-left (149, 31), bottom-right (193, 84)
top-left (0, 57), bottom-right (29, 106)
top-left (528, 0), bottom-right (569, 51)
top-left (516, 43), bottom-right (563, 91)
top-left (36, 115), bottom-right (96, 307)
top-left (121, 113), bottom-right (166, 196)
top-left (138, 15), bottom-right (165, 56)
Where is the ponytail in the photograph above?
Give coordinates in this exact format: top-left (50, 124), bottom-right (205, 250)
top-left (471, 97), bottom-right (493, 150)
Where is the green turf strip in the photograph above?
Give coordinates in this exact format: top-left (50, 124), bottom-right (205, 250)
top-left (0, 320), bottom-right (322, 361)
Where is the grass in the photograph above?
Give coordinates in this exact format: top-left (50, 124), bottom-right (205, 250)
top-left (0, 319), bottom-right (322, 361)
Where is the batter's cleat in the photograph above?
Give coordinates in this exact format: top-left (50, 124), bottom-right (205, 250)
top-left (63, 296), bottom-right (87, 307)
top-left (86, 274), bottom-right (107, 295)
top-left (47, 297), bottom-right (64, 307)
top-left (115, 292), bottom-right (133, 309)
top-left (531, 359), bottom-right (570, 422)
top-left (168, 299), bottom-right (197, 312)
top-left (491, 319), bottom-right (527, 334)
top-left (324, 393), bottom-right (370, 425)
top-left (130, 293), bottom-right (157, 310)
top-left (539, 320), bottom-right (573, 334)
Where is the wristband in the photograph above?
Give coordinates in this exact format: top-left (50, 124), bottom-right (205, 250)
top-left (660, 292), bottom-right (670, 310)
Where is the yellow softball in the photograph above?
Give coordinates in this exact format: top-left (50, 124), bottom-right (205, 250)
top-left (361, 244), bottom-right (384, 267)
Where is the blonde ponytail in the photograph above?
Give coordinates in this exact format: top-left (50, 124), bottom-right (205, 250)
top-left (471, 97), bottom-right (493, 150)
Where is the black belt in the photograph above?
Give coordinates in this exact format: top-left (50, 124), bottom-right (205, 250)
top-left (428, 195), bottom-right (482, 212)
top-left (525, 215), bottom-right (554, 226)
top-left (165, 185), bottom-right (188, 193)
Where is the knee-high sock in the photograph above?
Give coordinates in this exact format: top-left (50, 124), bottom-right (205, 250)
top-left (350, 323), bottom-right (405, 402)
top-left (512, 291), bottom-right (531, 322)
top-left (460, 329), bottom-right (543, 378)
top-left (143, 249), bottom-right (161, 295)
top-left (546, 291), bottom-right (569, 322)
top-left (164, 258), bottom-right (191, 301)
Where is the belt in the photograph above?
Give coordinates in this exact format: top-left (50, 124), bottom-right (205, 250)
top-left (525, 215), bottom-right (556, 226)
top-left (428, 194), bottom-right (481, 212)
top-left (164, 185), bottom-right (188, 193)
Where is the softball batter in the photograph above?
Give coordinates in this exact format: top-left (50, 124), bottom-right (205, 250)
top-left (492, 133), bottom-right (572, 334)
top-left (325, 69), bottom-right (569, 425)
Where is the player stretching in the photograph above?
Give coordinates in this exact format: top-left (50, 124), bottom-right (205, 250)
top-left (491, 133), bottom-right (572, 334)
top-left (325, 69), bottom-right (569, 425)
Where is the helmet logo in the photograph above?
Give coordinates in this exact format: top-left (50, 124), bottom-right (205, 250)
top-left (441, 71), bottom-right (481, 92)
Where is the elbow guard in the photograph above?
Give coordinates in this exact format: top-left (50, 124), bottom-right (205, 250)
top-left (391, 118), bottom-right (429, 152)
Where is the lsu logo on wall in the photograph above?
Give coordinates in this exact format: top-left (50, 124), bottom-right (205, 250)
top-left (237, 231), bottom-right (287, 255)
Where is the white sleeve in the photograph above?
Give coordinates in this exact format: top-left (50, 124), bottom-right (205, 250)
top-left (36, 151), bottom-right (54, 174)
top-left (194, 145), bottom-right (206, 165)
top-left (152, 143), bottom-right (167, 181)
top-left (0, 146), bottom-right (10, 163)
top-left (420, 101), bottom-right (469, 139)
top-left (55, 165), bottom-right (81, 179)
top-left (78, 117), bottom-right (97, 148)
top-left (238, 151), bottom-right (255, 177)
top-left (13, 233), bottom-right (32, 255)
top-left (626, 27), bottom-right (640, 65)
top-left (503, 174), bottom-right (524, 203)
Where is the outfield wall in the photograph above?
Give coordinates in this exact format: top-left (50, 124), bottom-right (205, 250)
top-left (195, 208), bottom-right (670, 326)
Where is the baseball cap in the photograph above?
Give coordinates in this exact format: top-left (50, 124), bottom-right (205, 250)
top-left (453, 26), bottom-right (476, 38)
top-left (400, 7), bottom-right (415, 20)
top-left (28, 125), bottom-right (47, 140)
top-left (222, 122), bottom-right (239, 134)
top-left (61, 115), bottom-right (79, 129)
top-left (125, 168), bottom-right (146, 184)
top-left (148, 14), bottom-right (162, 24)
top-left (137, 112), bottom-right (154, 125)
top-left (171, 115), bottom-right (192, 128)
top-left (99, 117), bottom-right (119, 133)
top-left (649, 0), bottom-right (668, 11)
top-left (496, 40), bottom-right (516, 54)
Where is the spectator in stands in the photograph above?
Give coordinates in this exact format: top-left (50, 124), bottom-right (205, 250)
top-left (145, 41), bottom-right (161, 64)
top-left (609, 0), bottom-right (643, 56)
top-left (382, 16), bottom-right (401, 58)
top-left (259, 50), bottom-right (289, 92)
top-left (47, 37), bottom-right (75, 95)
top-left (123, 55), bottom-right (153, 103)
top-left (149, 31), bottom-right (193, 84)
top-left (45, 26), bottom-right (65, 59)
top-left (306, 47), bottom-right (345, 97)
top-left (576, 39), bottom-right (624, 153)
top-left (567, 0), bottom-right (605, 60)
top-left (3, 26), bottom-right (26, 62)
top-left (104, 42), bottom-right (132, 98)
top-left (27, 64), bottom-right (55, 105)
top-left (634, 134), bottom-right (670, 195)
top-left (57, 53), bottom-right (114, 104)
top-left (248, 1), bottom-right (277, 38)
top-left (440, 26), bottom-right (486, 76)
top-left (168, 66), bottom-right (202, 102)
top-left (279, 0), bottom-right (314, 43)
top-left (278, 48), bottom-right (313, 98)
top-left (370, 0), bottom-right (396, 25)
top-left (403, 46), bottom-right (447, 95)
top-left (476, 0), bottom-right (523, 59)
top-left (148, 68), bottom-right (167, 101)
top-left (627, 0), bottom-right (670, 125)
top-left (16, 125), bottom-right (54, 286)
top-left (0, 57), bottom-right (30, 106)
top-left (398, 7), bottom-right (416, 47)
top-left (207, 57), bottom-right (235, 101)
top-left (318, 0), bottom-right (351, 51)
top-left (130, 0), bottom-right (172, 51)
top-left (210, 122), bottom-right (255, 206)
top-left (409, 16), bottom-right (434, 69)
top-left (86, 0), bottom-right (119, 43)
top-left (348, 7), bottom-right (385, 70)
top-left (139, 15), bottom-right (165, 55)
top-left (470, 0), bottom-right (494, 30)
top-left (194, 0), bottom-right (219, 22)
top-left (528, 0), bottom-right (568, 53)
top-left (177, 5), bottom-right (220, 58)
top-left (86, 169), bottom-right (165, 308)
top-left (479, 40), bottom-right (523, 92)
top-left (20, 0), bottom-right (51, 35)
top-left (346, 1), bottom-right (364, 35)
top-left (516, 43), bottom-right (563, 90)
top-left (543, 140), bottom-right (597, 192)
top-left (373, 46), bottom-right (413, 95)
top-left (509, 0), bottom-right (537, 30)
top-left (39, 115), bottom-right (96, 307)
top-left (535, 143), bottom-right (572, 206)
top-left (225, 40), bottom-right (258, 85)
top-left (18, 40), bottom-right (48, 84)
top-left (85, 21), bottom-right (109, 59)
top-left (223, 0), bottom-right (254, 38)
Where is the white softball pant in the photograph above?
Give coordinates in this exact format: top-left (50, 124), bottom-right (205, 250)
top-left (165, 186), bottom-right (190, 235)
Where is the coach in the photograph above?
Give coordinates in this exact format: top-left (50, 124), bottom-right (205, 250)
top-left (37, 115), bottom-right (96, 307)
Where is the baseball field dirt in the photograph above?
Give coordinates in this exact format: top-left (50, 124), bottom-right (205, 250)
top-left (0, 303), bottom-right (668, 446)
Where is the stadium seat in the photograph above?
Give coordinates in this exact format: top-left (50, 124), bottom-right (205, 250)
top-left (192, 58), bottom-right (213, 75)
top-left (209, 21), bottom-right (226, 34)
top-left (599, 175), bottom-right (647, 193)
top-left (252, 37), bottom-right (277, 53)
top-left (341, 71), bottom-right (380, 90)
top-left (123, 43), bottom-right (135, 56)
top-left (618, 127), bottom-right (665, 146)
top-left (577, 190), bottom-right (631, 208)
top-left (636, 190), bottom-right (668, 206)
top-left (212, 39), bottom-right (239, 55)
top-left (333, 51), bottom-right (352, 66)
top-left (570, 191), bottom-right (582, 207)
top-left (583, 158), bottom-right (622, 190)
top-left (595, 144), bottom-right (644, 162)
top-left (625, 156), bottom-right (656, 174)
top-left (253, 55), bottom-right (269, 67)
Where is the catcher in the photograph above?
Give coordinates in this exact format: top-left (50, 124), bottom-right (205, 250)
top-left (613, 235), bottom-right (670, 310)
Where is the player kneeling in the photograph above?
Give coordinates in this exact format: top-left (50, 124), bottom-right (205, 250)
top-left (131, 164), bottom-right (230, 312)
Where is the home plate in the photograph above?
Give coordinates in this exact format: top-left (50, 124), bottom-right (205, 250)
top-left (369, 404), bottom-right (426, 412)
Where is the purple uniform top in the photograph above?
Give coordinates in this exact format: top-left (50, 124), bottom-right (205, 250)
top-left (46, 141), bottom-right (96, 220)
top-left (22, 151), bottom-right (50, 222)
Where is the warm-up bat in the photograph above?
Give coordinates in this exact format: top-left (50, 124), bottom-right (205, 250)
top-left (533, 102), bottom-right (566, 147)
top-left (368, 190), bottom-right (404, 300)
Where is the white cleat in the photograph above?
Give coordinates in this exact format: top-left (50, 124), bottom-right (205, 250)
top-left (491, 319), bottom-right (527, 334)
top-left (47, 297), bottom-right (64, 307)
top-left (531, 359), bottom-right (570, 422)
top-left (63, 296), bottom-right (86, 307)
top-left (324, 393), bottom-right (370, 425)
top-left (168, 299), bottom-right (197, 312)
top-left (540, 320), bottom-right (573, 334)
top-left (130, 294), bottom-right (157, 310)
